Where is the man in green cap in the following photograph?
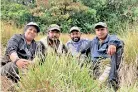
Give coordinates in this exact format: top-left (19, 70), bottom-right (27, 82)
top-left (36, 24), bottom-right (67, 60)
top-left (78, 22), bottom-right (124, 90)
top-left (66, 26), bottom-right (90, 64)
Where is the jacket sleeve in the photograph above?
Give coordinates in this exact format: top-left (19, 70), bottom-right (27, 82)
top-left (6, 34), bottom-right (21, 55)
top-left (80, 40), bottom-right (92, 54)
top-left (108, 35), bottom-right (124, 48)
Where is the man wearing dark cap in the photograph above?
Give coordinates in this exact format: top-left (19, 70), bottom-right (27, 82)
top-left (37, 24), bottom-right (67, 59)
top-left (66, 26), bottom-right (90, 63)
top-left (79, 22), bottom-right (124, 90)
top-left (1, 22), bottom-right (40, 82)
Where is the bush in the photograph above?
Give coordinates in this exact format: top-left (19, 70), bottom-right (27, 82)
top-left (1, 0), bottom-right (138, 33)
top-left (1, 3), bottom-right (32, 27)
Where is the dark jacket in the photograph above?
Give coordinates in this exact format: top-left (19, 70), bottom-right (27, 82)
top-left (2, 34), bottom-right (37, 65)
top-left (80, 34), bottom-right (124, 61)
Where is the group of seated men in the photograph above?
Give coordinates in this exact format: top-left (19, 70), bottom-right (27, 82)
top-left (1, 22), bottom-right (124, 90)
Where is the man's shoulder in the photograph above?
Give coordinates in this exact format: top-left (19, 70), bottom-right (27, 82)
top-left (66, 40), bottom-right (73, 45)
top-left (11, 34), bottom-right (22, 39)
top-left (40, 37), bottom-right (48, 44)
top-left (80, 39), bottom-right (91, 45)
top-left (81, 38), bottom-right (90, 42)
top-left (109, 35), bottom-right (117, 38)
top-left (91, 36), bottom-right (97, 42)
top-left (8, 34), bottom-right (23, 42)
top-left (108, 34), bottom-right (121, 41)
top-left (66, 40), bottom-right (72, 47)
top-left (108, 35), bottom-right (124, 45)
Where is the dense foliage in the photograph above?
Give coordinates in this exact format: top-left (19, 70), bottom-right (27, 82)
top-left (2, 0), bottom-right (138, 33)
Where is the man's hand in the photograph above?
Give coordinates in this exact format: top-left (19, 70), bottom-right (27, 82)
top-left (107, 45), bottom-right (116, 56)
top-left (15, 59), bottom-right (31, 69)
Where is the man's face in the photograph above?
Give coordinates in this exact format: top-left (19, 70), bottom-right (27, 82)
top-left (24, 26), bottom-right (38, 41)
top-left (95, 27), bottom-right (108, 40)
top-left (70, 30), bottom-right (81, 42)
top-left (48, 29), bottom-right (60, 40)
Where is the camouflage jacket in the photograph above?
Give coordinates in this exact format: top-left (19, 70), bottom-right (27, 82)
top-left (36, 37), bottom-right (67, 57)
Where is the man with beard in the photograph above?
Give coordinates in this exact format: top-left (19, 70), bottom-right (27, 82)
top-left (78, 22), bottom-right (124, 90)
top-left (66, 26), bottom-right (90, 63)
top-left (36, 24), bottom-right (67, 60)
top-left (1, 22), bottom-right (40, 82)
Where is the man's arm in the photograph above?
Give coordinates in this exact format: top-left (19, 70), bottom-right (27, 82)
top-left (107, 35), bottom-right (124, 56)
top-left (6, 34), bottom-right (30, 68)
top-left (108, 35), bottom-right (123, 47)
top-left (10, 52), bottom-right (19, 62)
top-left (6, 34), bottom-right (21, 62)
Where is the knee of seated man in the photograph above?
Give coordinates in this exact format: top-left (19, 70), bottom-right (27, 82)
top-left (1, 62), bottom-right (18, 75)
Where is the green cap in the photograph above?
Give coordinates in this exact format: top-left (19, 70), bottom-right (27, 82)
top-left (94, 22), bottom-right (107, 29)
top-left (69, 26), bottom-right (80, 33)
top-left (48, 24), bottom-right (60, 32)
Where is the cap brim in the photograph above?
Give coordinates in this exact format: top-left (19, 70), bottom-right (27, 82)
top-left (49, 28), bottom-right (60, 31)
top-left (95, 25), bottom-right (106, 29)
top-left (70, 30), bottom-right (80, 33)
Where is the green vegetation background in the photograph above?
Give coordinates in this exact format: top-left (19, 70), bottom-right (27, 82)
top-left (2, 0), bottom-right (138, 34)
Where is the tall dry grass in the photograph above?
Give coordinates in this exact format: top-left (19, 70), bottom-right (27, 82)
top-left (16, 53), bottom-right (115, 92)
top-left (1, 22), bottom-right (22, 47)
top-left (118, 26), bottom-right (138, 88)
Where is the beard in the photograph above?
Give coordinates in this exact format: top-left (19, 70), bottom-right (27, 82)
top-left (48, 36), bottom-right (59, 45)
top-left (72, 37), bottom-right (80, 42)
top-left (49, 36), bottom-right (58, 41)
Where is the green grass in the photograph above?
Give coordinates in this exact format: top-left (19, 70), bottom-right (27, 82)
top-left (16, 53), bottom-right (138, 92)
top-left (17, 54), bottom-right (99, 92)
